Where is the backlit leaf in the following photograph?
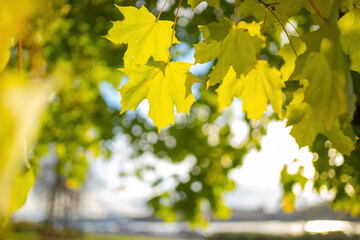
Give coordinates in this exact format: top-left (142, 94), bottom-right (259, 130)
top-left (194, 17), bottom-right (232, 64)
top-left (305, 0), bottom-right (334, 25)
top-left (217, 60), bottom-right (284, 120)
top-left (338, 4), bottom-right (360, 72)
top-left (239, 0), bottom-right (306, 24)
top-left (188, 0), bottom-right (219, 10)
top-left (119, 61), bottom-right (198, 131)
top-left (278, 37), bottom-right (306, 81)
top-left (291, 23), bottom-right (350, 130)
top-left (195, 18), bottom-right (265, 87)
top-left (270, 0), bottom-right (306, 21)
top-left (216, 66), bottom-right (244, 111)
top-left (239, 0), bottom-right (265, 21)
top-left (287, 88), bottom-right (354, 155)
top-left (286, 88), bottom-right (325, 147)
top-left (106, 6), bottom-right (179, 67)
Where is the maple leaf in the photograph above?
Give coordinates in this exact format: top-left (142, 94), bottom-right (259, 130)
top-left (291, 23), bottom-right (351, 130)
top-left (338, 3), bottom-right (360, 73)
top-left (286, 88), bottom-right (325, 148)
top-left (286, 88), bottom-right (354, 155)
top-left (106, 5), bottom-right (179, 67)
top-left (340, 0), bottom-right (355, 11)
top-left (119, 61), bottom-right (198, 131)
top-left (194, 17), bottom-right (232, 64)
top-left (272, 0), bottom-right (306, 20)
top-left (217, 60), bottom-right (284, 120)
top-left (188, 0), bottom-right (219, 10)
top-left (216, 66), bottom-right (243, 111)
top-left (305, 0), bottom-right (334, 25)
top-left (278, 37), bottom-right (306, 82)
top-left (194, 18), bottom-right (265, 87)
top-left (239, 0), bottom-right (306, 24)
top-left (239, 0), bottom-right (267, 22)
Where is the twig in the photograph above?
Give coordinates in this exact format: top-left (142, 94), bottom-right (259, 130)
top-left (235, 0), bottom-right (239, 25)
top-left (258, 0), bottom-right (297, 57)
top-left (307, 0), bottom-right (326, 22)
top-left (257, 8), bottom-right (268, 60)
top-left (157, 0), bottom-right (169, 19)
top-left (18, 27), bottom-right (22, 77)
top-left (285, 19), bottom-right (302, 37)
top-left (167, 0), bottom-right (182, 63)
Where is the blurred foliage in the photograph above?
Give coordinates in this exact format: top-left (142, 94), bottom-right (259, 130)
top-left (0, 1), bottom-right (56, 226)
top-left (118, 87), bottom-right (268, 224)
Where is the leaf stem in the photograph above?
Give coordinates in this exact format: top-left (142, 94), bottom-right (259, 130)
top-left (307, 0), bottom-right (326, 22)
top-left (18, 27), bottom-right (22, 77)
top-left (258, 0), bottom-right (297, 57)
top-left (285, 19), bottom-right (302, 37)
top-left (167, 0), bottom-right (182, 63)
top-left (235, 0), bottom-right (239, 25)
top-left (257, 8), bottom-right (268, 60)
top-left (157, 0), bottom-right (169, 19)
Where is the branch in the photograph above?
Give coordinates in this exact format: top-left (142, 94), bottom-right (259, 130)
top-left (167, 0), bottom-right (182, 63)
top-left (157, 0), bottom-right (169, 19)
top-left (18, 27), bottom-right (22, 77)
top-left (257, 8), bottom-right (268, 60)
top-left (235, 0), bottom-right (239, 25)
top-left (307, 0), bottom-right (326, 22)
top-left (258, 0), bottom-right (298, 57)
top-left (285, 19), bottom-right (302, 37)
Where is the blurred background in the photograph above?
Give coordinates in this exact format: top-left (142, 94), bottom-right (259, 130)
top-left (2, 0), bottom-right (360, 240)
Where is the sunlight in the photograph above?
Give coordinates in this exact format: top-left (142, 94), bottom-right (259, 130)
top-left (304, 220), bottom-right (353, 234)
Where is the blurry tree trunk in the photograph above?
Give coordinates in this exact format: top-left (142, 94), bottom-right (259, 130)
top-left (43, 158), bottom-right (82, 237)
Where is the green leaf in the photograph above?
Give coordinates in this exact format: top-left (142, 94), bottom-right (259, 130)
top-left (270, 0), bottom-right (306, 21)
top-left (286, 88), bottom-right (325, 147)
top-left (338, 4), bottom-right (360, 72)
top-left (217, 60), bottom-right (284, 120)
top-left (340, 0), bottom-right (356, 11)
top-left (305, 0), bottom-right (334, 24)
top-left (194, 17), bottom-right (233, 64)
top-left (188, 0), bottom-right (219, 10)
top-left (325, 122), bottom-right (355, 156)
top-left (106, 6), bottom-right (179, 67)
top-left (239, 0), bottom-right (306, 23)
top-left (286, 88), bottom-right (354, 155)
top-left (119, 61), bottom-right (199, 131)
top-left (278, 37), bottom-right (306, 81)
top-left (291, 23), bottom-right (350, 130)
top-left (239, 0), bottom-right (265, 21)
top-left (195, 18), bottom-right (265, 87)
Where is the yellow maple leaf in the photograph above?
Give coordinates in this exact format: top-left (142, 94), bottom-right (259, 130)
top-left (217, 61), bottom-right (284, 120)
top-left (119, 61), bottom-right (198, 131)
top-left (106, 5), bottom-right (179, 67)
